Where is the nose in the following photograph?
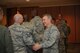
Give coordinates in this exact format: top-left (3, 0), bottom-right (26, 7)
top-left (42, 21), bottom-right (45, 24)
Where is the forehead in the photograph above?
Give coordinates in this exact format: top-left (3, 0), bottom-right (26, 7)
top-left (14, 14), bottom-right (23, 18)
top-left (42, 16), bottom-right (48, 19)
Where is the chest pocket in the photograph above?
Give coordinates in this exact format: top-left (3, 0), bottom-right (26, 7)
top-left (44, 31), bottom-right (51, 41)
top-left (44, 27), bottom-right (54, 41)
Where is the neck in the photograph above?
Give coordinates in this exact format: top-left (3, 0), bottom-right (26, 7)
top-left (46, 23), bottom-right (52, 28)
top-left (14, 22), bottom-right (20, 25)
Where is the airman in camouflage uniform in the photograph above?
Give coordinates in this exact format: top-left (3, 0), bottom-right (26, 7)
top-left (30, 16), bottom-right (44, 43)
top-left (22, 22), bottom-right (35, 53)
top-left (9, 14), bottom-right (34, 53)
top-left (56, 16), bottom-right (68, 53)
top-left (0, 7), bottom-right (14, 53)
top-left (22, 16), bottom-right (44, 53)
top-left (33, 14), bottom-right (60, 53)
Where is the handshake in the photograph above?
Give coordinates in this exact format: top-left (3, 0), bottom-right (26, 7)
top-left (32, 43), bottom-right (41, 51)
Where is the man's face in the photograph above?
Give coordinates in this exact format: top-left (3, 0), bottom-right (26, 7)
top-left (0, 13), bottom-right (3, 20)
top-left (18, 16), bottom-right (24, 24)
top-left (42, 16), bottom-right (50, 27)
top-left (14, 14), bottom-right (24, 24)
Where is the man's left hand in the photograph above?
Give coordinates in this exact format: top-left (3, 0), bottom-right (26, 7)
top-left (33, 43), bottom-right (41, 51)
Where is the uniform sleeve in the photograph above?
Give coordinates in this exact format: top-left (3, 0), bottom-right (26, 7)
top-left (4, 28), bottom-right (14, 53)
top-left (40, 29), bottom-right (60, 48)
top-left (22, 31), bottom-right (35, 45)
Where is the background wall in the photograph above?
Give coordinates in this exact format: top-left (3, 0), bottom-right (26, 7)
top-left (5, 5), bottom-right (80, 43)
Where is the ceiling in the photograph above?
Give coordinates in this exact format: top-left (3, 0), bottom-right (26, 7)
top-left (0, 0), bottom-right (80, 8)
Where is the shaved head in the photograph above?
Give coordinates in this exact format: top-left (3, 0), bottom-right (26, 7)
top-left (14, 14), bottom-right (23, 24)
top-left (14, 14), bottom-right (23, 21)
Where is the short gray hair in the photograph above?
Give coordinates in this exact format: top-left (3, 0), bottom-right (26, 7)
top-left (43, 14), bottom-right (52, 20)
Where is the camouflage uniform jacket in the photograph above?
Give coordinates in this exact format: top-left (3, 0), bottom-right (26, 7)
top-left (40, 24), bottom-right (60, 53)
top-left (9, 23), bottom-right (34, 53)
